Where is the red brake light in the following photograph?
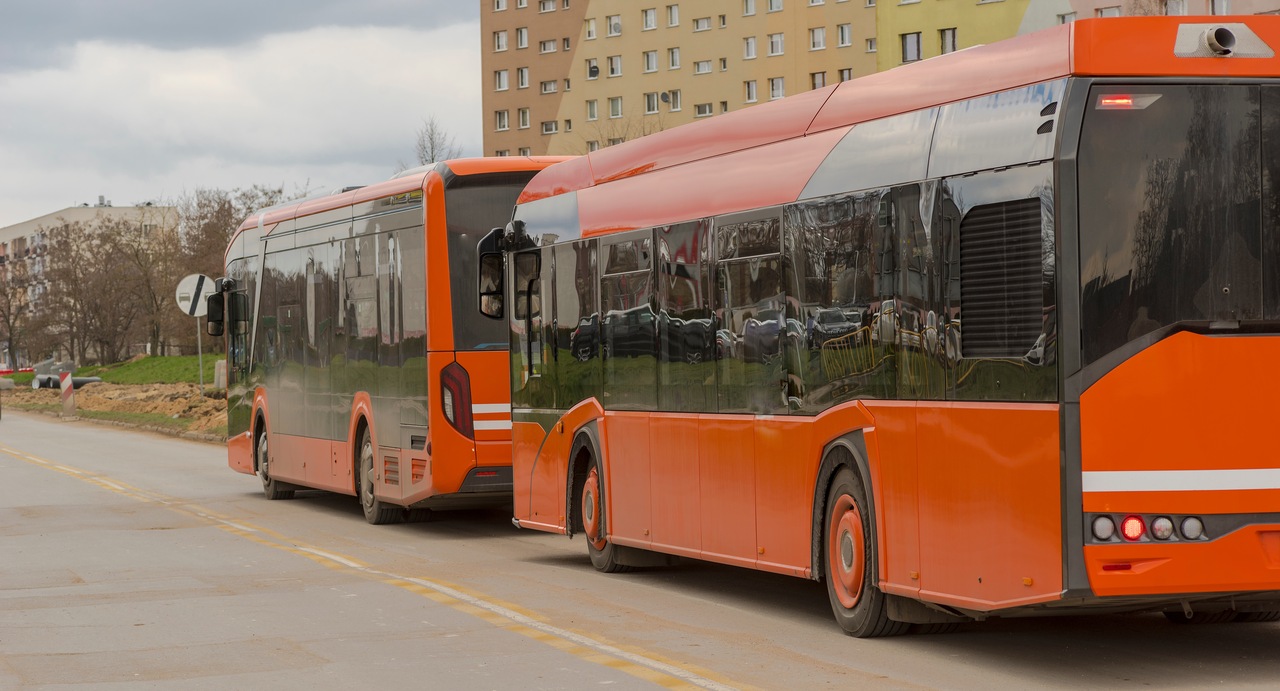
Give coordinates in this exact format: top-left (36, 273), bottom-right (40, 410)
top-left (1121, 515), bottom-right (1146, 541)
top-left (1095, 93), bottom-right (1162, 111)
top-left (1099, 95), bottom-right (1135, 109)
top-left (440, 362), bottom-right (474, 439)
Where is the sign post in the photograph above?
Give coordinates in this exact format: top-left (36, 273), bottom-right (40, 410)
top-left (60, 371), bottom-right (76, 420)
top-left (175, 274), bottom-right (212, 388)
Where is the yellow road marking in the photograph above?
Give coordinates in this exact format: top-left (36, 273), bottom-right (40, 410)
top-left (0, 444), bottom-right (741, 691)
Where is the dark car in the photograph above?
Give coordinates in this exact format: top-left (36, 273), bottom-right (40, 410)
top-left (569, 314), bottom-right (599, 361)
top-left (810, 308), bottom-right (859, 348)
top-left (603, 306), bottom-right (656, 358)
top-left (742, 309), bottom-right (782, 364)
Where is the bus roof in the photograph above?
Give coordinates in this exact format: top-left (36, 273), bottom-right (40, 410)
top-left (518, 16), bottom-right (1280, 205)
top-left (229, 156), bottom-right (569, 249)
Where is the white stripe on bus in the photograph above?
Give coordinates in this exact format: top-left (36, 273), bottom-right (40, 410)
top-left (472, 403), bottom-right (512, 414)
top-left (473, 420), bottom-right (513, 431)
top-left (1082, 468), bottom-right (1280, 493)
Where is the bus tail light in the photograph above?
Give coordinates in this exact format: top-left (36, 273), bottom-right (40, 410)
top-left (1181, 517), bottom-right (1205, 540)
top-left (1121, 515), bottom-right (1146, 541)
top-left (1092, 515), bottom-right (1117, 541)
top-left (1151, 517), bottom-right (1175, 540)
top-left (441, 362), bottom-right (475, 439)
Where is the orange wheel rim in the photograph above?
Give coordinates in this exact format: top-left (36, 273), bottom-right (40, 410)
top-left (828, 494), bottom-right (865, 609)
top-left (583, 468), bottom-right (607, 550)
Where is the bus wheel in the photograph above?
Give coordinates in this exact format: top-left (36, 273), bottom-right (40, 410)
top-left (358, 427), bottom-right (401, 525)
top-left (581, 461), bottom-right (629, 573)
top-left (824, 467), bottom-right (906, 637)
top-left (257, 428), bottom-right (294, 500)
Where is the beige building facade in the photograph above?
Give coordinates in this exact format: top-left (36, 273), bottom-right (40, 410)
top-left (482, 0), bottom-right (877, 156)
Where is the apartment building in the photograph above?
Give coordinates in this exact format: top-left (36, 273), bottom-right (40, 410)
top-left (481, 0), bottom-right (877, 155)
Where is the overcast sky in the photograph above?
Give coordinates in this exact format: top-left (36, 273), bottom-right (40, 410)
top-left (0, 0), bottom-right (481, 228)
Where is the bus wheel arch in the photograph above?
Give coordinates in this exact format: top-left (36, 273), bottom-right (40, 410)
top-left (255, 413), bottom-right (293, 500)
top-left (566, 423), bottom-right (630, 573)
top-left (814, 434), bottom-right (906, 637)
top-left (354, 417), bottom-right (402, 525)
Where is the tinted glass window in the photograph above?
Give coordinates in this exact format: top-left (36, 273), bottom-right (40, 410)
top-left (1262, 86), bottom-right (1280, 319)
top-left (716, 213), bottom-right (787, 414)
top-left (1079, 85), bottom-right (1263, 366)
top-left (601, 230), bottom-right (656, 409)
top-left (554, 241), bottom-right (602, 405)
top-left (446, 172), bottom-right (537, 350)
top-left (657, 220), bottom-right (716, 411)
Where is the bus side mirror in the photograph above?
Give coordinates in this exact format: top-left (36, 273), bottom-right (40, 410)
top-left (478, 227), bottom-right (505, 320)
top-left (228, 292), bottom-right (249, 335)
top-left (206, 292), bottom-right (225, 337)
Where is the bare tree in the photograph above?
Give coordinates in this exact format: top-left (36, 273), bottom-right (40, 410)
top-left (414, 115), bottom-right (463, 166)
top-left (0, 260), bottom-right (33, 368)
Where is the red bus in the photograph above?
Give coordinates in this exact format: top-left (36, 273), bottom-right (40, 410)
top-left (480, 17), bottom-right (1280, 635)
top-left (207, 157), bottom-right (564, 523)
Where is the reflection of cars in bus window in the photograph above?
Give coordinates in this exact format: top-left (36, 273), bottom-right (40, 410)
top-left (810, 308), bottom-right (859, 348)
top-left (570, 314), bottom-right (599, 361)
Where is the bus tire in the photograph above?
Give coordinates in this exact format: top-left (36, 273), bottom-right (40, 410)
top-left (581, 459), bottom-right (630, 573)
top-left (358, 426), bottom-right (401, 525)
top-left (824, 467), bottom-right (907, 638)
top-left (257, 427), bottom-right (294, 500)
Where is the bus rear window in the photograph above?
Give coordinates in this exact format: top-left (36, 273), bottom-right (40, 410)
top-left (1077, 84), bottom-right (1273, 367)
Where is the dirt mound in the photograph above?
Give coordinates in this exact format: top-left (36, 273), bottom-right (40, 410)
top-left (3, 382), bottom-right (226, 435)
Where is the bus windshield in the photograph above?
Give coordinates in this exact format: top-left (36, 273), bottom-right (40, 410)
top-left (1077, 84), bottom-right (1280, 367)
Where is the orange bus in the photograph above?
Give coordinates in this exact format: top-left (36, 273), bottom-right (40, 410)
top-left (206, 157), bottom-right (563, 523)
top-left (479, 17), bottom-right (1280, 635)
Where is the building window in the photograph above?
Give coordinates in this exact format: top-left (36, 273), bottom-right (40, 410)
top-left (540, 39), bottom-right (556, 53)
top-left (586, 58), bottom-right (599, 79)
top-left (744, 36), bottom-right (757, 59)
top-left (694, 17), bottom-right (711, 31)
top-left (517, 0), bottom-right (527, 6)
top-left (564, 37), bottom-right (571, 50)
top-left (901, 32), bottom-right (921, 62)
top-left (1211, 0), bottom-right (1229, 13)
top-left (667, 4), bottom-right (680, 25)
top-left (769, 76), bottom-right (784, 99)
top-left (643, 8), bottom-right (657, 29)
top-left (609, 96), bottom-right (623, 118)
top-left (644, 50), bottom-right (658, 72)
top-left (564, 77), bottom-right (571, 91)
top-left (519, 108), bottom-right (530, 129)
top-left (745, 0), bottom-right (756, 14)
top-left (608, 137), bottom-right (625, 146)
top-left (542, 120), bottom-right (558, 134)
top-left (495, 70), bottom-right (509, 91)
top-left (587, 99), bottom-right (599, 120)
top-left (1058, 11), bottom-right (1076, 22)
top-left (607, 14), bottom-right (622, 35)
top-left (540, 0), bottom-right (555, 11)
top-left (720, 57), bottom-right (728, 70)
top-left (811, 71), bottom-right (826, 89)
top-left (495, 0), bottom-right (507, 10)
top-left (668, 47), bottom-right (681, 68)
top-left (541, 80), bottom-right (558, 93)
top-left (516, 27), bottom-right (528, 48)
top-left (839, 68), bottom-right (852, 81)
top-left (694, 60), bottom-right (712, 74)
top-left (719, 14), bottom-right (727, 27)
top-left (695, 103), bottom-right (714, 117)
top-left (865, 0), bottom-right (874, 5)
top-left (565, 119), bottom-right (573, 132)
top-left (745, 79), bottom-right (758, 102)
top-left (645, 92), bottom-right (660, 113)
top-left (588, 140), bottom-right (600, 152)
top-left (810, 27), bottom-right (826, 50)
top-left (837, 23), bottom-right (851, 47)
top-left (768, 32), bottom-right (784, 55)
top-left (1095, 6), bottom-right (1120, 16)
top-left (494, 31), bottom-right (508, 51)
top-left (496, 150), bottom-right (510, 156)
top-left (866, 37), bottom-right (877, 52)
top-left (563, 0), bottom-right (570, 7)
top-left (518, 67), bottom-right (529, 88)
top-left (586, 17), bottom-right (597, 39)
top-left (768, 0), bottom-right (783, 10)
top-left (519, 147), bottom-right (532, 156)
top-left (608, 55), bottom-right (622, 76)
top-left (496, 110), bottom-right (510, 131)
top-left (669, 89), bottom-right (682, 110)
top-left (940, 28), bottom-right (957, 54)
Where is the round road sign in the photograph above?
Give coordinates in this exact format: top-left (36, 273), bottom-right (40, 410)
top-left (175, 273), bottom-right (212, 318)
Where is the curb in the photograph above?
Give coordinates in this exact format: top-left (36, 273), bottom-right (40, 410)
top-left (3, 406), bottom-right (224, 445)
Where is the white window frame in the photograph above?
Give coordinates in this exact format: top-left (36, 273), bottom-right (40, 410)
top-left (669, 89), bottom-right (682, 111)
top-left (667, 4), bottom-right (680, 26)
top-left (837, 23), bottom-right (852, 47)
top-left (541, 120), bottom-right (558, 134)
top-left (744, 36), bottom-right (757, 59)
top-left (540, 0), bottom-right (555, 11)
top-left (694, 60), bottom-right (712, 74)
top-left (495, 70), bottom-right (509, 91)
top-left (694, 17), bottom-right (711, 31)
top-left (866, 37), bottom-right (877, 52)
top-left (496, 110), bottom-right (510, 131)
top-left (695, 103), bottom-right (714, 117)
top-left (586, 18), bottom-right (597, 39)
top-left (540, 39), bottom-right (556, 53)
top-left (768, 0), bottom-right (783, 10)
top-left (643, 8), bottom-right (657, 30)
top-left (518, 108), bottom-right (530, 129)
top-left (609, 96), bottom-right (623, 118)
top-left (769, 76), bottom-right (784, 99)
top-left (516, 27), bottom-right (528, 48)
top-left (810, 27), bottom-right (826, 50)
top-left (587, 99), bottom-right (599, 120)
top-left (744, 79), bottom-right (758, 103)
top-left (494, 31), bottom-right (508, 51)
top-left (607, 55), bottom-right (622, 77)
top-left (644, 50), bottom-right (658, 72)
top-left (517, 67), bottom-right (529, 88)
top-left (541, 79), bottom-right (558, 94)
top-left (586, 57), bottom-right (599, 79)
top-left (495, 0), bottom-right (507, 10)
top-left (519, 147), bottom-right (532, 156)
top-left (607, 14), bottom-right (622, 36)
top-left (645, 92), bottom-right (660, 114)
top-left (668, 47), bottom-right (681, 69)
top-left (768, 33), bottom-right (784, 56)
top-left (744, 0), bottom-right (756, 14)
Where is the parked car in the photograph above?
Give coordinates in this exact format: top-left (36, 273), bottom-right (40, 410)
top-left (810, 308), bottom-right (859, 349)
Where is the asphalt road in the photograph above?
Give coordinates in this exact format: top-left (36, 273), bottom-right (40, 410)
top-left (2, 411), bottom-right (1279, 689)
